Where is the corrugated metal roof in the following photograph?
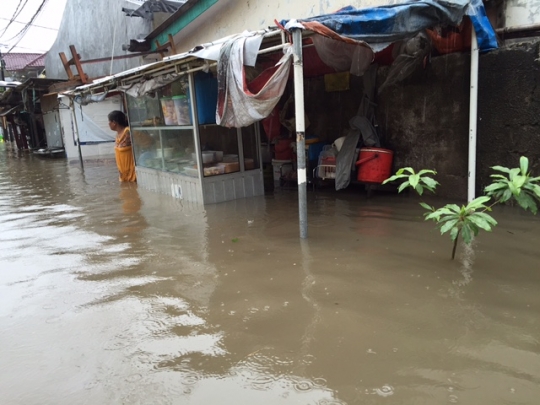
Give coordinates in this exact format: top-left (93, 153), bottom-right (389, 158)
top-left (2, 53), bottom-right (46, 71)
top-left (68, 29), bottom-right (281, 96)
top-left (26, 54), bottom-right (46, 67)
top-left (123, 0), bottom-right (185, 19)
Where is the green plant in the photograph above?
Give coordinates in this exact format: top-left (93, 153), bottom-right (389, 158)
top-left (484, 156), bottom-right (540, 214)
top-left (383, 168), bottom-right (439, 195)
top-left (420, 197), bottom-right (498, 259)
top-left (383, 157), bottom-right (540, 260)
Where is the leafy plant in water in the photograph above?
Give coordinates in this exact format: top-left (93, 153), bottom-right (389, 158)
top-left (484, 156), bottom-right (540, 214)
top-left (383, 168), bottom-right (439, 195)
top-left (383, 157), bottom-right (540, 260)
top-left (420, 197), bottom-right (497, 260)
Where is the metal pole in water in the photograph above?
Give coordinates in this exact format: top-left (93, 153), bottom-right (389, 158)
top-left (468, 28), bottom-right (479, 202)
top-left (292, 28), bottom-right (308, 239)
top-left (70, 98), bottom-right (84, 168)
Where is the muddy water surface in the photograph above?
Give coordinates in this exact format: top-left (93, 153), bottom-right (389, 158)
top-left (1, 145), bottom-right (539, 405)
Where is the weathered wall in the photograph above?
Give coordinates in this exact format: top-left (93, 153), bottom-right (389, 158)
top-left (300, 75), bottom-right (365, 143)
top-left (477, 40), bottom-right (540, 192)
top-left (45, 0), bottom-right (151, 80)
top-left (172, 0), bottom-right (410, 53)
top-left (505, 0), bottom-right (540, 26)
top-left (376, 54), bottom-right (471, 199)
top-left (302, 39), bottom-right (540, 200)
top-left (300, 54), bottom-right (470, 199)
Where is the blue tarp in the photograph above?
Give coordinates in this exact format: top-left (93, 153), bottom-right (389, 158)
top-left (282, 0), bottom-right (497, 52)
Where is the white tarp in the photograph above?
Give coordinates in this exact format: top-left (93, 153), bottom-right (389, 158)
top-left (73, 96), bottom-right (122, 143)
top-left (216, 35), bottom-right (293, 128)
top-left (191, 32), bottom-right (264, 67)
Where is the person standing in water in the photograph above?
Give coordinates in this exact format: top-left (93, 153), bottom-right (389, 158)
top-left (108, 110), bottom-right (137, 182)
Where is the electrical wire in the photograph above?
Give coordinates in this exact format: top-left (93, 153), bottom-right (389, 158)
top-left (0, 44), bottom-right (48, 52)
top-left (3, 0), bottom-right (49, 55)
top-left (0, 0), bottom-right (30, 38)
top-left (0, 0), bottom-right (23, 37)
top-left (2, 0), bottom-right (48, 42)
top-left (0, 16), bottom-right (58, 31)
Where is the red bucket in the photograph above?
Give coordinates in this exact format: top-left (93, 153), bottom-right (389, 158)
top-left (355, 148), bottom-right (394, 184)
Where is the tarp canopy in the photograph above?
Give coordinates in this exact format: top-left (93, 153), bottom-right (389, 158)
top-left (281, 0), bottom-right (497, 52)
top-left (68, 1), bottom-right (499, 129)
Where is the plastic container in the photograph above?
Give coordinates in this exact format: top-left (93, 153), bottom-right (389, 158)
top-left (317, 156), bottom-right (336, 179)
top-left (156, 148), bottom-right (172, 158)
top-left (355, 148), bottom-right (394, 184)
top-left (307, 142), bottom-right (325, 162)
top-left (163, 147), bottom-right (174, 159)
top-left (160, 98), bottom-right (177, 125)
top-left (173, 95), bottom-right (191, 125)
top-left (195, 72), bottom-right (218, 125)
top-left (207, 150), bottom-right (223, 162)
top-left (202, 151), bottom-right (216, 164)
top-left (333, 136), bottom-right (346, 152)
top-left (272, 159), bottom-right (292, 183)
top-left (351, 148), bottom-right (360, 171)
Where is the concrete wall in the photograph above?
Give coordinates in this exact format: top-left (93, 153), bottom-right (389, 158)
top-left (477, 40), bottom-right (540, 192)
top-left (45, 0), bottom-right (151, 80)
top-left (301, 39), bottom-right (540, 200)
top-left (171, 0), bottom-right (409, 53)
top-left (300, 54), bottom-right (470, 199)
top-left (376, 53), bottom-right (471, 199)
top-left (505, 0), bottom-right (540, 26)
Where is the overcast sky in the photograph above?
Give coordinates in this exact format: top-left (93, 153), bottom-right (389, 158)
top-left (0, 0), bottom-right (68, 54)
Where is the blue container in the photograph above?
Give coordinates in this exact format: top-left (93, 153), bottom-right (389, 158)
top-left (195, 72), bottom-right (218, 125)
top-left (308, 142), bottom-right (325, 161)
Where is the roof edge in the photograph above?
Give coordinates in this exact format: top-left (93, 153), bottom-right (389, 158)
top-left (146, 0), bottom-right (218, 50)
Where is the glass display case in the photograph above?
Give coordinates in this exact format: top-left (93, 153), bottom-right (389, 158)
top-left (126, 72), bottom-right (264, 204)
top-left (199, 124), bottom-right (240, 177)
top-left (241, 125), bottom-right (260, 172)
top-left (128, 77), bottom-right (198, 178)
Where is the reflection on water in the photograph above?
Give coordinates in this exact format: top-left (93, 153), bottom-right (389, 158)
top-left (1, 144), bottom-right (540, 405)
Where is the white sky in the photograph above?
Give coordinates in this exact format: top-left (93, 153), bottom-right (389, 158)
top-left (0, 0), bottom-right (68, 54)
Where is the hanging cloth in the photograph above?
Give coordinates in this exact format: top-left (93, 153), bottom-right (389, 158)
top-left (216, 36), bottom-right (293, 128)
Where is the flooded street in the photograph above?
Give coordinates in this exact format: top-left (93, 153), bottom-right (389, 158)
top-left (1, 144), bottom-right (539, 405)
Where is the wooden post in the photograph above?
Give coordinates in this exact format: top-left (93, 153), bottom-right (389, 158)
top-left (69, 45), bottom-right (88, 83)
top-left (59, 52), bottom-right (75, 81)
top-left (58, 45), bottom-right (89, 83)
top-left (168, 34), bottom-right (177, 55)
top-left (155, 35), bottom-right (176, 60)
top-left (155, 40), bottom-right (166, 59)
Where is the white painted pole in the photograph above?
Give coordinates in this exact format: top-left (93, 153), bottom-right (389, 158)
top-left (468, 28), bottom-right (479, 202)
top-left (291, 28), bottom-right (308, 239)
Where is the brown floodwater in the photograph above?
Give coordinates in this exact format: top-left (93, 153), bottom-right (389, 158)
top-left (1, 144), bottom-right (539, 405)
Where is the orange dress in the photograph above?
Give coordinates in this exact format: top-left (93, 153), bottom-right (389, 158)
top-left (115, 127), bottom-right (137, 182)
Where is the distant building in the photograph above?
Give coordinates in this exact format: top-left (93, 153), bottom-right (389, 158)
top-left (1, 53), bottom-right (46, 82)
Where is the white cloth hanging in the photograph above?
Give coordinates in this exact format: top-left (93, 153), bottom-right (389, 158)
top-left (216, 35), bottom-right (293, 128)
